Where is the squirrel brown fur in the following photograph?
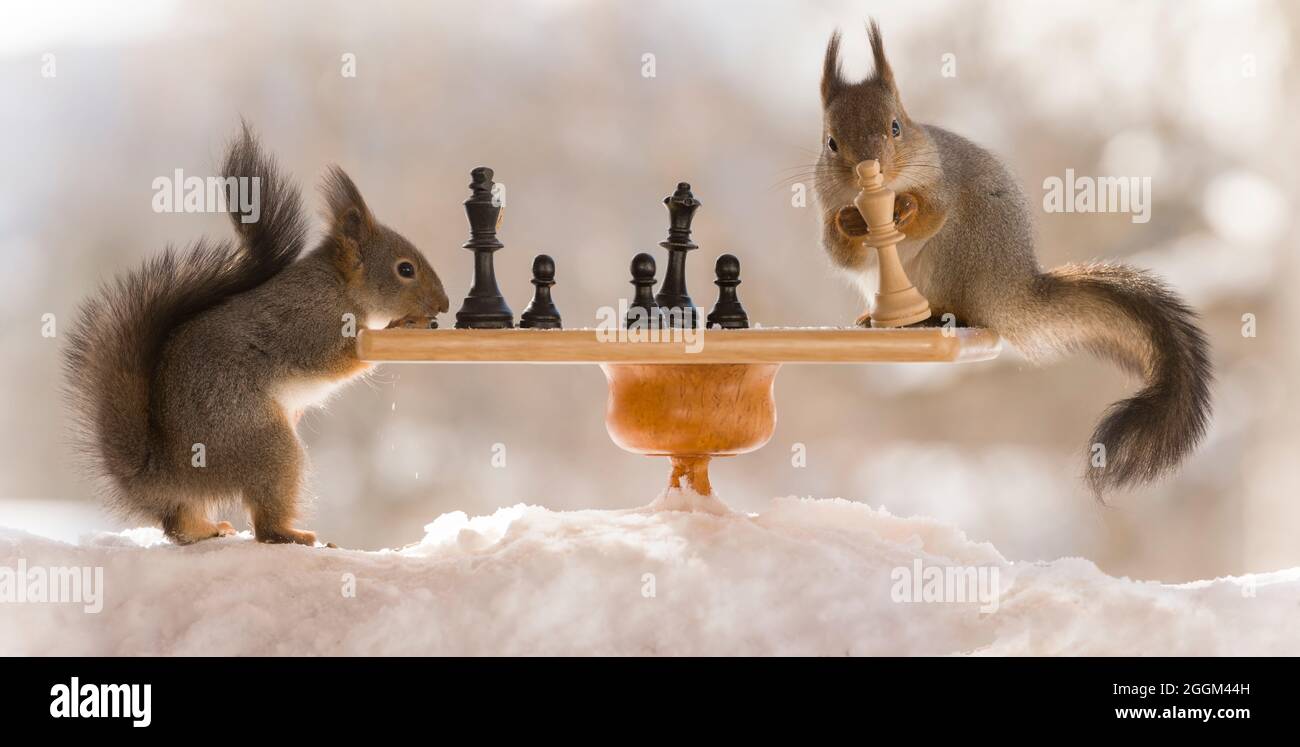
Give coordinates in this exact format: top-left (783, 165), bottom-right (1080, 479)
top-left (64, 125), bottom-right (449, 545)
top-left (815, 22), bottom-right (1212, 497)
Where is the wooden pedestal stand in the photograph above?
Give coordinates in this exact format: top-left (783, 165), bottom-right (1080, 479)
top-left (358, 327), bottom-right (999, 501)
top-left (601, 363), bottom-right (778, 496)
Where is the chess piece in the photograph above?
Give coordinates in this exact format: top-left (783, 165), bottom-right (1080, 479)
top-left (626, 252), bottom-right (660, 329)
top-left (454, 166), bottom-right (514, 329)
top-left (851, 160), bottom-right (931, 327)
top-left (706, 254), bottom-right (748, 329)
top-left (519, 254), bottom-right (562, 329)
top-left (655, 182), bottom-right (700, 329)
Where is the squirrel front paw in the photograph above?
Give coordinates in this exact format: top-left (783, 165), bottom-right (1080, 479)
top-left (894, 192), bottom-right (919, 231)
top-left (834, 194), bottom-right (919, 238)
top-left (834, 205), bottom-right (870, 238)
top-left (387, 314), bottom-right (438, 329)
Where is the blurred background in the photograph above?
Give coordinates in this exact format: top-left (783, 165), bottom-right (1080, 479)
top-left (0, 0), bottom-right (1296, 582)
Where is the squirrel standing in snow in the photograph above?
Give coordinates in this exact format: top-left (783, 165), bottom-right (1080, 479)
top-left (65, 126), bottom-right (449, 545)
top-left (815, 22), bottom-right (1212, 496)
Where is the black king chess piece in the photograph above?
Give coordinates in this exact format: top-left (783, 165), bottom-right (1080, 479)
top-left (519, 254), bottom-right (562, 329)
top-left (706, 253), bottom-right (749, 329)
top-left (654, 182), bottom-right (700, 329)
top-left (626, 252), bottom-right (660, 329)
top-left (454, 167), bottom-right (514, 329)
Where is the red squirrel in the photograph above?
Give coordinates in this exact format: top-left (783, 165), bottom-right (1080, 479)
top-left (815, 22), bottom-right (1212, 497)
top-left (65, 125), bottom-right (448, 544)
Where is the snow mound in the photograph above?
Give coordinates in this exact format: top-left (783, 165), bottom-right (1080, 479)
top-left (2, 497), bottom-right (1296, 655)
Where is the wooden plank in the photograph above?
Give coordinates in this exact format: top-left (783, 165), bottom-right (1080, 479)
top-left (356, 327), bottom-right (1001, 364)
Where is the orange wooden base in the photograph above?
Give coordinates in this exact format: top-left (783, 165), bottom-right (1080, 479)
top-left (601, 363), bottom-right (779, 495)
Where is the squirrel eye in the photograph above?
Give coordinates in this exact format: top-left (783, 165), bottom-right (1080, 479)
top-left (827, 136), bottom-right (838, 153)
top-left (891, 119), bottom-right (902, 138)
top-left (396, 261), bottom-right (416, 279)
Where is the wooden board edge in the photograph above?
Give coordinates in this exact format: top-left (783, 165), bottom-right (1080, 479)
top-left (356, 327), bottom-right (1002, 364)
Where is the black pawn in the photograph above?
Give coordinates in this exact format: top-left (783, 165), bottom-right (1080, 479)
top-left (706, 254), bottom-right (749, 329)
top-left (519, 254), bottom-right (562, 329)
top-left (654, 182), bottom-right (700, 328)
top-left (454, 167), bottom-right (514, 329)
top-left (626, 252), bottom-right (660, 329)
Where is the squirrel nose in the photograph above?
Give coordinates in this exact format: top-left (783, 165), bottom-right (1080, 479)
top-left (860, 135), bottom-right (887, 164)
top-left (425, 276), bottom-right (450, 315)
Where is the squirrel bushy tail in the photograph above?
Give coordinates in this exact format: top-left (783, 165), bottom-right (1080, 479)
top-left (1001, 262), bottom-right (1212, 497)
top-left (220, 123), bottom-right (308, 266)
top-left (64, 126), bottom-right (307, 511)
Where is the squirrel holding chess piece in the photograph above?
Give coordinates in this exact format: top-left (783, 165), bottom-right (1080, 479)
top-left (814, 22), bottom-right (1211, 497)
top-left (64, 125), bottom-right (449, 545)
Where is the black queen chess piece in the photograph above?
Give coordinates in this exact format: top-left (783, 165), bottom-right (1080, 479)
top-left (706, 253), bottom-right (749, 329)
top-left (626, 252), bottom-right (660, 329)
top-left (519, 254), bottom-right (562, 329)
top-left (454, 167), bottom-right (514, 329)
top-left (655, 182), bottom-right (701, 329)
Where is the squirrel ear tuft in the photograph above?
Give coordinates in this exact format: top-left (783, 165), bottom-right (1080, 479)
top-left (867, 19), bottom-right (895, 89)
top-left (322, 165), bottom-right (374, 243)
top-left (339, 206), bottom-right (367, 244)
top-left (821, 30), bottom-right (846, 106)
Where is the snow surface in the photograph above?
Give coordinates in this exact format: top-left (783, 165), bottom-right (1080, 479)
top-left (2, 494), bottom-right (1297, 655)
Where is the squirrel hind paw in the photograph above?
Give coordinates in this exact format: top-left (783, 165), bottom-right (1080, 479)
top-left (254, 527), bottom-right (317, 546)
top-left (163, 516), bottom-right (238, 545)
